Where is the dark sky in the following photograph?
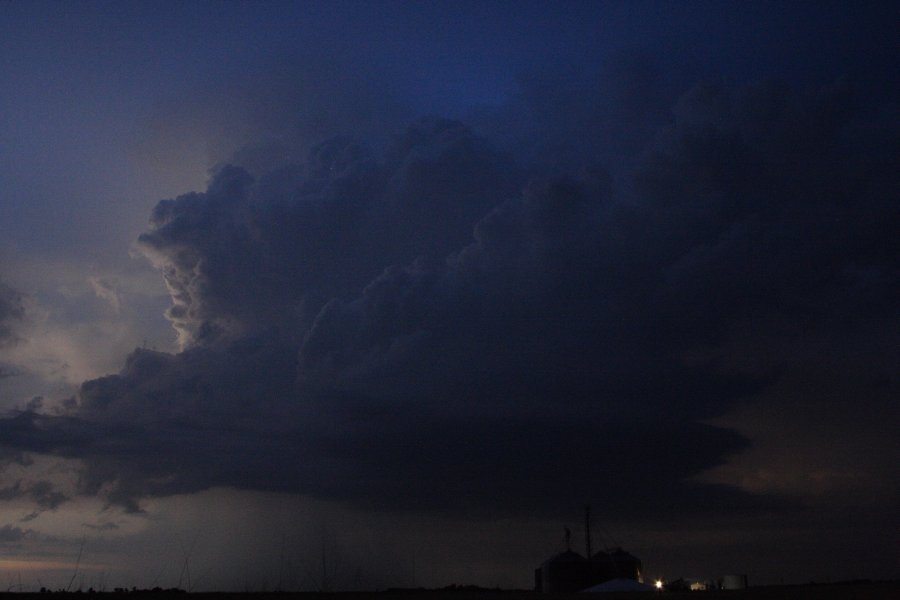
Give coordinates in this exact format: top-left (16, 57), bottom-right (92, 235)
top-left (0, 0), bottom-right (898, 590)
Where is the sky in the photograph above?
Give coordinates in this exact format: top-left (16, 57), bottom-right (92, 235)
top-left (0, 0), bottom-right (898, 591)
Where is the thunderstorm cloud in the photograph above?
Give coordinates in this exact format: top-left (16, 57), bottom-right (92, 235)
top-left (1, 78), bottom-right (898, 524)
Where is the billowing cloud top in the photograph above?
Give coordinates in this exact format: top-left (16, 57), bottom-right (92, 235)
top-left (137, 119), bottom-right (518, 349)
top-left (1, 80), bottom-right (898, 522)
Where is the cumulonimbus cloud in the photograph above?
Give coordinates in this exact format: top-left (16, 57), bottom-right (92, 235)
top-left (0, 78), bottom-right (897, 519)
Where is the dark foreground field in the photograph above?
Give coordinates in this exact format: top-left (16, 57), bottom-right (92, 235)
top-left (3, 582), bottom-right (900, 600)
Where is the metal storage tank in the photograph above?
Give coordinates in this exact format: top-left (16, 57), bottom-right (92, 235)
top-left (536, 550), bottom-right (590, 593)
top-left (591, 547), bottom-right (643, 583)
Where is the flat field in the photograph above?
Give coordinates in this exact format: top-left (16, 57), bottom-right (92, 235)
top-left (3, 582), bottom-right (900, 600)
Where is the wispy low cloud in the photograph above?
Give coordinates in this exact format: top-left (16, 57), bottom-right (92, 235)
top-left (0, 480), bottom-right (68, 512)
top-left (0, 523), bottom-right (28, 542)
top-left (0, 78), bottom-right (897, 527)
top-left (88, 277), bottom-right (121, 314)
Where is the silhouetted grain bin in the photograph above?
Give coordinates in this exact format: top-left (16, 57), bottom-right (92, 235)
top-left (591, 547), bottom-right (643, 583)
top-left (536, 550), bottom-right (591, 593)
top-left (535, 510), bottom-right (643, 592)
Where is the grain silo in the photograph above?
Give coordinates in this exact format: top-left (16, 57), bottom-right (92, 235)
top-left (535, 507), bottom-right (644, 592)
top-left (590, 547), bottom-right (643, 583)
top-left (535, 550), bottom-right (591, 593)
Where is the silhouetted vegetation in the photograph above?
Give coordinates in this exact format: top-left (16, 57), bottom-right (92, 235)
top-left (4, 578), bottom-right (899, 599)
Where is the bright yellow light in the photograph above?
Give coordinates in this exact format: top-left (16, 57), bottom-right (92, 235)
top-left (655, 579), bottom-right (664, 589)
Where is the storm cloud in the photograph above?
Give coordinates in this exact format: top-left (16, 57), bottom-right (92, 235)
top-left (0, 282), bottom-right (26, 382)
top-left (137, 118), bottom-right (518, 349)
top-left (1, 77), bottom-right (898, 526)
top-left (0, 282), bottom-right (24, 347)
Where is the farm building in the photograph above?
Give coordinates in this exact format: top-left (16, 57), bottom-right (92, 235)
top-left (534, 550), bottom-right (591, 593)
top-left (534, 508), bottom-right (644, 593)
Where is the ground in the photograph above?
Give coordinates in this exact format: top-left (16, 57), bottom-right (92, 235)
top-left (2, 581), bottom-right (899, 600)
